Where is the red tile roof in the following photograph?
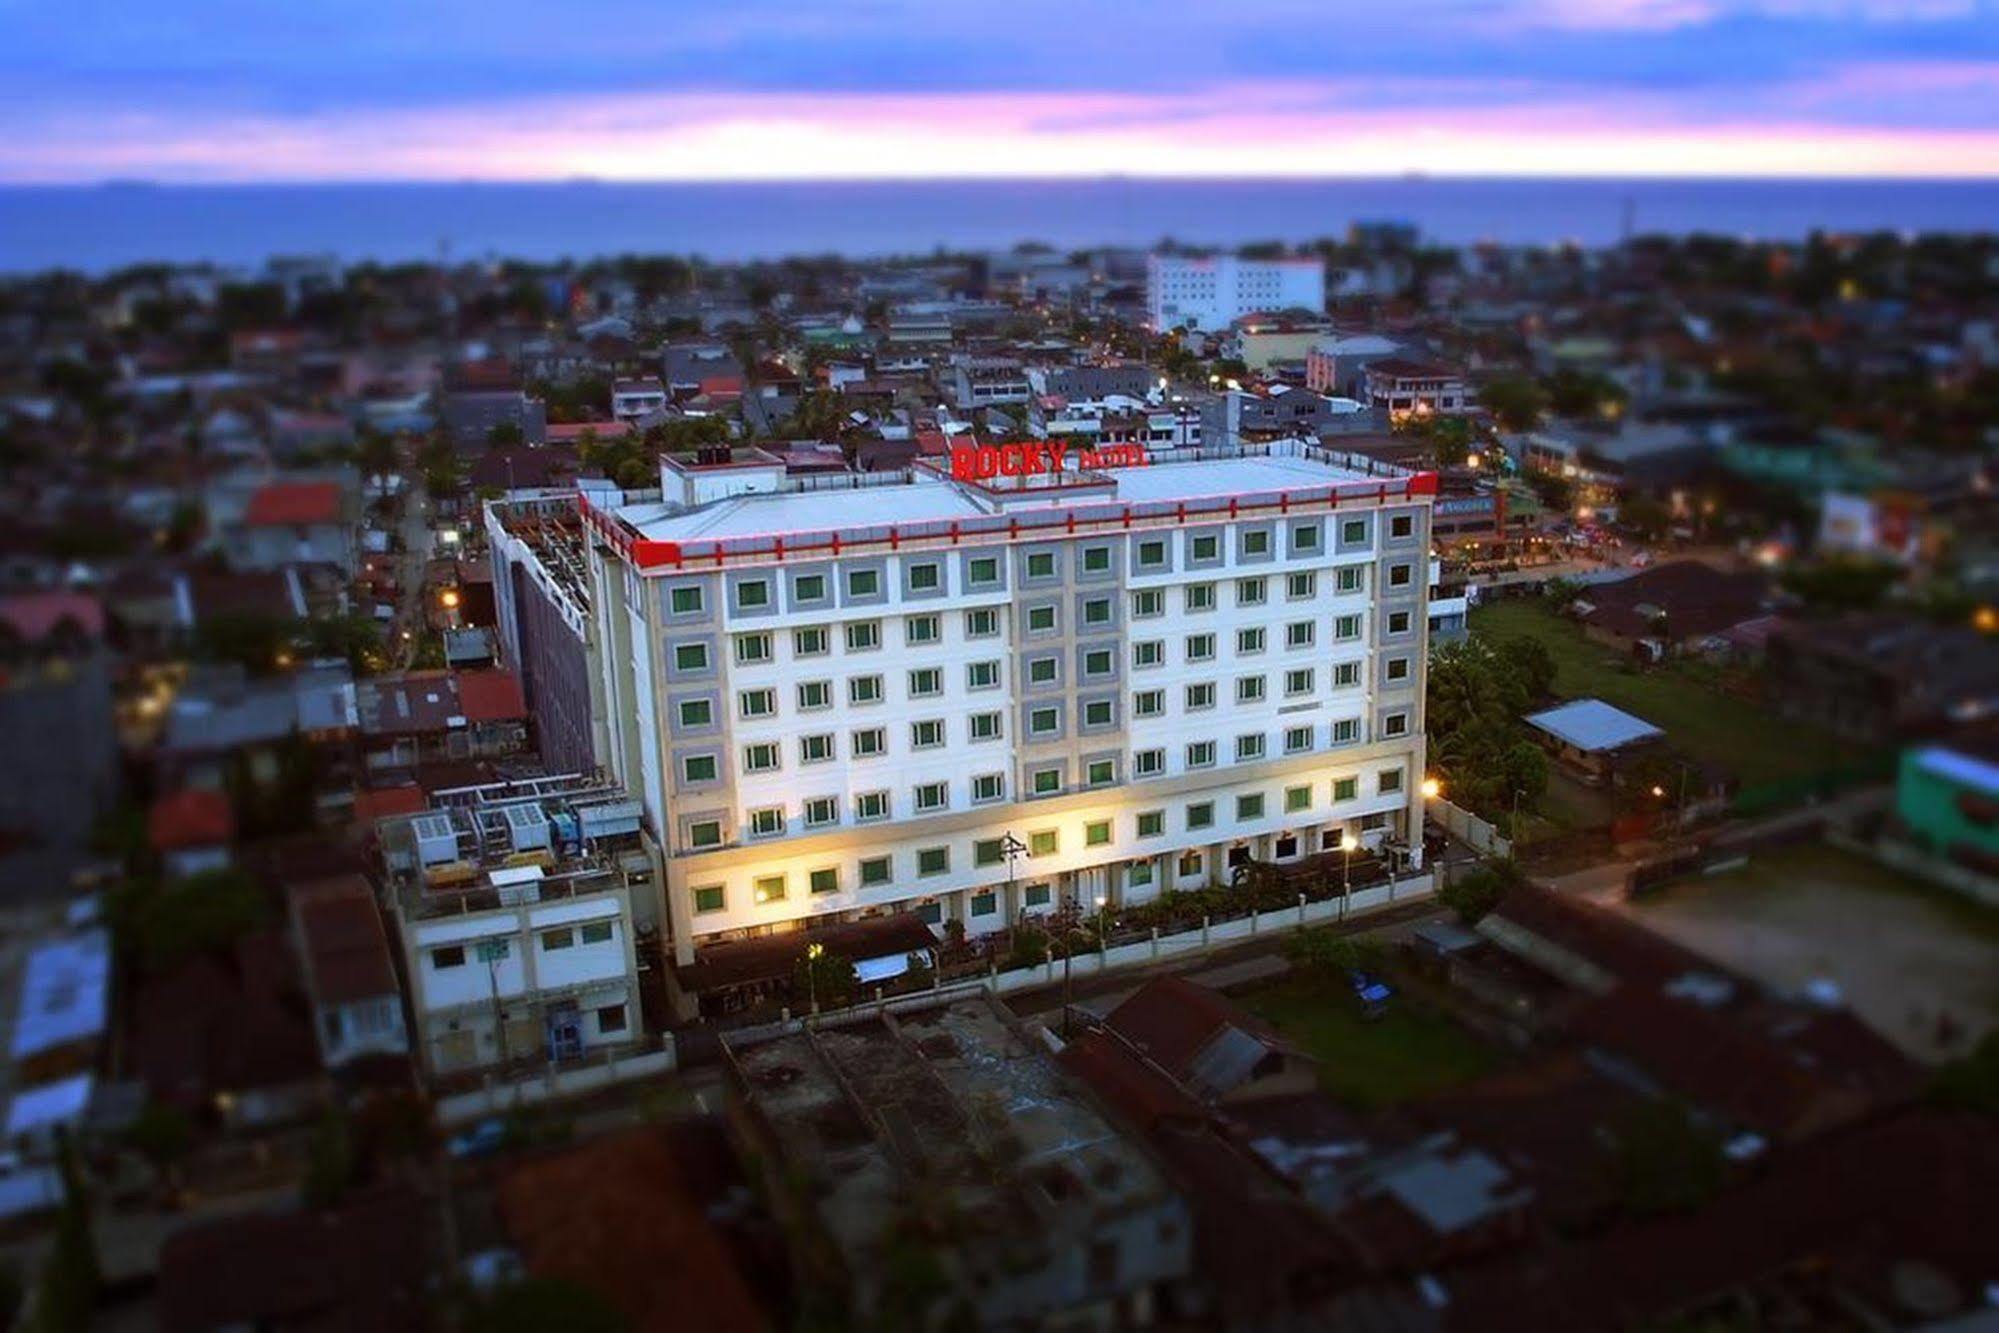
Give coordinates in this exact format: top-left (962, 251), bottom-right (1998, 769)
top-left (0, 591), bottom-right (105, 643)
top-left (455, 668), bottom-right (527, 724)
top-left (289, 875), bottom-right (398, 1005)
top-left (149, 788), bottom-right (234, 852)
top-left (351, 785), bottom-right (429, 824)
top-left (244, 480), bottom-right (343, 528)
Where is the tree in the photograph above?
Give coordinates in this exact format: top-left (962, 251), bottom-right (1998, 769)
top-left (1620, 494), bottom-right (1672, 543)
top-left (1437, 857), bottom-right (1526, 924)
top-left (125, 1101), bottom-right (194, 1175)
top-left (34, 1136), bottom-right (99, 1333)
top-left (793, 948), bottom-right (859, 1011)
top-left (1607, 1100), bottom-right (1726, 1217)
top-left (1781, 558), bottom-right (1900, 614)
top-left (1478, 376), bottom-right (1547, 432)
top-left (486, 421), bottom-right (525, 449)
top-left (419, 435), bottom-right (464, 499)
top-left (111, 867), bottom-right (270, 974)
top-left (1544, 368), bottom-right (1628, 420)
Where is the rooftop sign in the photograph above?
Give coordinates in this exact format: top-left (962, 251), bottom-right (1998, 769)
top-left (948, 440), bottom-right (1148, 482)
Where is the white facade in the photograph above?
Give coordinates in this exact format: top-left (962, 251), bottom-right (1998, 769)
top-left (581, 444), bottom-right (1435, 968)
top-left (1146, 255), bottom-right (1325, 332)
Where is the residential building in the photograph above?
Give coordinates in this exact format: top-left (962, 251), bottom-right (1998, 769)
top-left (569, 439), bottom-right (1434, 969)
top-left (610, 376), bottom-right (667, 423)
top-left (1198, 387), bottom-right (1372, 451)
top-left (1306, 333), bottom-right (1412, 397)
top-left (289, 875), bottom-right (410, 1071)
top-left (724, 992), bottom-right (1194, 1329)
top-left (0, 592), bottom-right (118, 900)
top-left (1362, 358), bottom-right (1470, 419)
top-left (1763, 615), bottom-right (1999, 744)
top-left (374, 776), bottom-right (656, 1077)
top-left (949, 355), bottom-right (1032, 411)
top-left (486, 494), bottom-right (610, 778)
top-left (443, 373), bottom-right (546, 449)
top-left (1893, 739), bottom-right (1999, 880)
top-left (215, 477), bottom-right (359, 576)
top-left (1147, 254), bottom-right (1325, 331)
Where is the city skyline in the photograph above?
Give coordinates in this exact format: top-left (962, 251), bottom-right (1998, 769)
top-left (6, 0), bottom-right (1999, 181)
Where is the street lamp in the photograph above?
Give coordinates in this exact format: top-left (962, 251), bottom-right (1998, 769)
top-left (1339, 832), bottom-right (1359, 922)
top-left (805, 941), bottom-right (824, 1015)
top-left (1421, 777), bottom-right (1442, 802)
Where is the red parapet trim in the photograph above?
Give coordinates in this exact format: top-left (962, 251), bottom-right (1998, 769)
top-left (1407, 470), bottom-right (1441, 496)
top-left (631, 539), bottom-right (681, 568)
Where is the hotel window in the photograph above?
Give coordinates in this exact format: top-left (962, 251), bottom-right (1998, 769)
top-left (674, 643), bottom-right (710, 672)
top-left (1237, 793), bottom-right (1265, 820)
top-left (793, 573), bottom-right (826, 602)
top-left (1027, 604), bottom-right (1058, 634)
top-left (1137, 810), bottom-right (1165, 838)
top-left (1085, 820), bottom-right (1113, 847)
top-left (735, 633), bottom-right (772, 666)
top-left (1341, 519), bottom-right (1368, 545)
top-left (905, 614), bottom-right (940, 645)
top-left (967, 555), bottom-right (1000, 587)
top-left (1389, 563), bottom-right (1413, 588)
top-left (908, 561), bottom-right (941, 591)
top-left (1185, 582), bottom-right (1216, 612)
top-left (687, 819), bottom-right (723, 849)
top-left (800, 733), bottom-right (835, 765)
top-left (1186, 740), bottom-right (1216, 769)
top-left (1030, 706), bottom-right (1061, 737)
top-left (804, 796), bottom-right (839, 827)
top-left (1134, 748), bottom-right (1166, 777)
top-left (748, 808), bottom-right (785, 838)
top-left (1190, 533), bottom-right (1220, 561)
top-left (911, 720), bottom-right (945, 749)
top-left (1026, 551), bottom-right (1057, 579)
top-left (1292, 523), bottom-right (1321, 553)
top-left (1335, 614), bottom-right (1362, 641)
top-left (970, 890), bottom-right (998, 916)
top-left (909, 667), bottom-right (943, 698)
top-left (736, 579), bottom-right (771, 610)
top-left (1379, 769), bottom-right (1404, 794)
top-left (1285, 621), bottom-right (1314, 649)
top-left (1334, 662), bottom-right (1361, 688)
top-left (966, 607), bottom-right (1000, 638)
top-left (850, 674), bottom-right (884, 705)
top-left (1386, 658), bottom-right (1411, 684)
top-left (1186, 682), bottom-right (1216, 711)
top-left (1241, 530), bottom-right (1271, 557)
top-left (1236, 733), bottom-right (1266, 762)
top-left (852, 727), bottom-right (886, 758)
top-left (1390, 514), bottom-right (1414, 538)
top-left (753, 874), bottom-right (786, 904)
top-left (1029, 830), bottom-right (1058, 857)
top-left (1237, 627), bottom-right (1266, 655)
top-left (798, 680), bottom-right (831, 711)
top-left (1337, 566), bottom-right (1365, 593)
top-left (794, 626), bottom-right (829, 657)
top-left (974, 838), bottom-right (1006, 867)
top-left (1083, 700), bottom-right (1114, 729)
top-left (967, 660), bottom-right (1001, 690)
top-left (1129, 861), bottom-right (1154, 888)
top-left (1236, 577), bottom-right (1267, 606)
top-left (1029, 656), bottom-right (1059, 685)
top-left (1025, 883), bottom-right (1052, 907)
top-left (1084, 648), bottom-right (1114, 678)
top-left (1134, 689), bottom-right (1164, 719)
top-left (859, 855), bottom-right (892, 886)
top-left (1086, 758), bottom-right (1116, 786)
top-left (743, 742), bottom-right (780, 773)
top-left (1031, 766), bottom-right (1064, 796)
top-left (1334, 776), bottom-right (1359, 801)
top-left (1332, 718), bottom-right (1361, 745)
top-left (669, 586), bottom-right (703, 614)
top-left (1133, 640), bottom-right (1163, 669)
top-left (847, 569), bottom-right (879, 598)
top-left (810, 868), bottom-right (839, 896)
top-left (541, 928), bottom-right (575, 952)
top-left (918, 846), bottom-right (950, 876)
top-left (1132, 589), bottom-right (1164, 618)
top-left (855, 790), bottom-right (890, 821)
top-left (1136, 539), bottom-right (1167, 569)
top-left (1186, 802), bottom-right (1215, 831)
top-left (1236, 676), bottom-right (1266, 704)
top-left (970, 711), bottom-right (1002, 741)
top-left (973, 772), bottom-right (1006, 803)
top-left (1388, 610), bottom-right (1412, 635)
top-left (738, 689), bottom-right (776, 719)
top-left (1284, 668), bottom-right (1314, 697)
top-left (1082, 597), bottom-right (1112, 628)
top-left (1284, 725), bottom-right (1314, 754)
top-left (1287, 572), bottom-right (1316, 599)
top-left (692, 885), bottom-right (725, 914)
top-left (1178, 851), bottom-right (1204, 877)
top-left (1186, 633), bottom-right (1216, 662)
top-left (913, 781), bottom-right (948, 812)
top-left (1383, 712), bottom-right (1410, 738)
top-left (1083, 544), bottom-right (1113, 573)
top-left (846, 621), bottom-right (881, 652)
top-left (1285, 785), bottom-right (1312, 814)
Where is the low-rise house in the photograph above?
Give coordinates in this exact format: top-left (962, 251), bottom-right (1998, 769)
top-left (1892, 736), bottom-right (1999, 883)
top-left (1100, 975), bottom-right (1316, 1105)
top-left (1568, 561), bottom-right (1772, 659)
top-left (289, 875), bottom-right (410, 1072)
top-left (216, 477), bottom-right (359, 576)
top-left (0, 591), bottom-right (119, 898)
top-left (1764, 615), bottom-right (1999, 744)
top-left (354, 668), bottom-right (530, 777)
top-left (1363, 357), bottom-right (1469, 418)
top-left (9, 929), bottom-right (110, 1084)
top-left (148, 787), bottom-right (234, 878)
top-left (610, 376), bottom-right (668, 423)
top-left (1523, 698), bottom-right (1666, 785)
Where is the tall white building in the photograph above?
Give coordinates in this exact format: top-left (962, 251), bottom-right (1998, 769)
top-left (573, 442), bottom-right (1435, 968)
top-left (1146, 254), bottom-right (1325, 332)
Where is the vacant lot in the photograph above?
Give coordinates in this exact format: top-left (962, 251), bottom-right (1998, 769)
top-left (1469, 599), bottom-right (1865, 787)
top-left (1622, 843), bottom-right (1999, 1063)
top-left (1237, 970), bottom-right (1498, 1109)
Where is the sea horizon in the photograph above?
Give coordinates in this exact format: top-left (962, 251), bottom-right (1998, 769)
top-left (6, 175), bottom-right (1998, 274)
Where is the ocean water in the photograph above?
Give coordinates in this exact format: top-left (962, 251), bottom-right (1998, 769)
top-left (3, 177), bottom-right (1997, 273)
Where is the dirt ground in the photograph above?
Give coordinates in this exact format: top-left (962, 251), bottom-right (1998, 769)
top-left (1615, 843), bottom-right (1999, 1064)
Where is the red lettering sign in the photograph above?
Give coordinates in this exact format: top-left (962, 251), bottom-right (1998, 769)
top-left (949, 440), bottom-right (1147, 481)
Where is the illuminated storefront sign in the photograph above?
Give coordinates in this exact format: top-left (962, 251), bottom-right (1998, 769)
top-left (949, 441), bottom-right (1148, 482)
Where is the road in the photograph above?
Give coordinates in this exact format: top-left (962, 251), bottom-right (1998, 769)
top-left (389, 479), bottom-right (434, 668)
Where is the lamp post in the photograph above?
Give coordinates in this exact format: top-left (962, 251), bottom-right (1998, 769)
top-left (1000, 831), bottom-right (1027, 919)
top-left (1339, 832), bottom-right (1359, 922)
top-left (1421, 777), bottom-right (1444, 899)
top-left (805, 941), bottom-right (824, 1016)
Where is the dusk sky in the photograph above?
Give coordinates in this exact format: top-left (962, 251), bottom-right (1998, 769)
top-left (6, 0), bottom-right (1999, 182)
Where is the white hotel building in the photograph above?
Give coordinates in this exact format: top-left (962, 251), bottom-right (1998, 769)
top-left (572, 443), bottom-right (1436, 968)
top-left (1146, 253), bottom-right (1326, 332)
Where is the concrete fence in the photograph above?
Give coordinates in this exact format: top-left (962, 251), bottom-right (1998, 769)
top-left (435, 1042), bottom-right (679, 1127)
top-left (1426, 796), bottom-right (1512, 859)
